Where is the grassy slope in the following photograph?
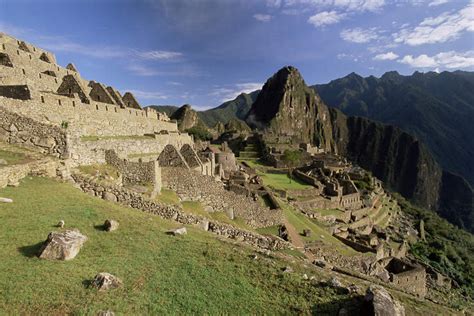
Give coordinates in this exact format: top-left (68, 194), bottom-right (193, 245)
top-left (0, 177), bottom-right (359, 315)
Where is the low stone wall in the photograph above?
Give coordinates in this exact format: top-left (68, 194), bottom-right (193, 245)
top-left (334, 234), bottom-right (376, 253)
top-left (0, 158), bottom-right (59, 188)
top-left (0, 106), bottom-right (68, 158)
top-left (70, 173), bottom-right (288, 250)
top-left (105, 150), bottom-right (161, 192)
top-left (162, 167), bottom-right (283, 228)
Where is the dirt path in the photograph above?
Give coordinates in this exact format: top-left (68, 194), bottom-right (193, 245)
top-left (282, 219), bottom-right (315, 261)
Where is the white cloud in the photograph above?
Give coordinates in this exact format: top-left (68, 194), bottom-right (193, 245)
top-left (284, 0), bottom-right (385, 13)
top-left (136, 50), bottom-right (183, 60)
top-left (253, 14), bottom-right (273, 22)
top-left (340, 27), bottom-right (380, 43)
top-left (126, 89), bottom-right (168, 100)
top-left (210, 83), bottom-right (262, 102)
top-left (428, 0), bottom-right (449, 6)
top-left (399, 51), bottom-right (474, 69)
top-left (393, 3), bottom-right (474, 46)
top-left (373, 51), bottom-right (399, 60)
top-left (127, 64), bottom-right (161, 76)
top-left (308, 11), bottom-right (346, 27)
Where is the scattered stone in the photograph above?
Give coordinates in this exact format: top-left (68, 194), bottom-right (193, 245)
top-left (97, 311), bottom-right (115, 316)
top-left (104, 219), bottom-right (119, 232)
top-left (302, 229), bottom-right (311, 237)
top-left (0, 197), bottom-right (13, 203)
top-left (92, 272), bottom-right (123, 291)
top-left (328, 276), bottom-right (343, 288)
top-left (58, 220), bottom-right (65, 228)
top-left (199, 219), bottom-right (209, 231)
top-left (347, 284), bottom-right (360, 294)
top-left (251, 254), bottom-right (258, 260)
top-left (364, 286), bottom-right (405, 316)
top-left (313, 259), bottom-right (327, 268)
top-left (38, 230), bottom-right (87, 260)
top-left (0, 158), bottom-right (7, 165)
top-left (282, 266), bottom-right (293, 273)
top-left (302, 273), bottom-right (308, 280)
top-left (102, 192), bottom-right (117, 202)
top-left (170, 227), bottom-right (187, 236)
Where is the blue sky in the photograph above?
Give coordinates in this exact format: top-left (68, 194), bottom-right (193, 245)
top-left (1, 0), bottom-right (473, 109)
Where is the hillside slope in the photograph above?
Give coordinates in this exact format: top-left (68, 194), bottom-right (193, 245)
top-left (314, 71), bottom-right (474, 186)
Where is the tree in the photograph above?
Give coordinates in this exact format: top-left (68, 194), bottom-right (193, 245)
top-left (281, 149), bottom-right (303, 183)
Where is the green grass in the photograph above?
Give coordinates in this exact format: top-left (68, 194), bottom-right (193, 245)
top-left (279, 202), bottom-right (357, 256)
top-left (77, 164), bottom-right (120, 180)
top-left (155, 189), bottom-right (180, 205)
top-left (0, 149), bottom-right (30, 165)
top-left (256, 225), bottom-right (279, 237)
top-left (259, 173), bottom-right (311, 191)
top-left (0, 177), bottom-right (357, 315)
top-left (80, 135), bottom-right (154, 142)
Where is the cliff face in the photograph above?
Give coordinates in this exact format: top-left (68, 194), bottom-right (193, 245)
top-left (246, 66), bottom-right (334, 151)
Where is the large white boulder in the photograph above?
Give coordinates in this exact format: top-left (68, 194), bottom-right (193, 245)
top-left (38, 230), bottom-right (87, 260)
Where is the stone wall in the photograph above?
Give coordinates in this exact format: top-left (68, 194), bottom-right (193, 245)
top-left (161, 167), bottom-right (283, 228)
top-left (0, 158), bottom-right (59, 188)
top-left (0, 85), bottom-right (31, 100)
top-left (105, 150), bottom-right (161, 192)
top-left (71, 173), bottom-right (289, 250)
top-left (0, 106), bottom-right (68, 158)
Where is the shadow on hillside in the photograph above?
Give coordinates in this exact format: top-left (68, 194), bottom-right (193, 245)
top-left (17, 241), bottom-right (44, 258)
top-left (311, 295), bottom-right (364, 316)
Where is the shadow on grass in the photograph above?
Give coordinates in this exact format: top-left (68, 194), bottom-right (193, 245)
top-left (311, 296), bottom-right (364, 316)
top-left (94, 224), bottom-right (106, 231)
top-left (17, 241), bottom-right (44, 258)
top-left (82, 279), bottom-right (94, 289)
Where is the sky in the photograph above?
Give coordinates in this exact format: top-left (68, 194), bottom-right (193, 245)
top-left (0, 0), bottom-right (473, 109)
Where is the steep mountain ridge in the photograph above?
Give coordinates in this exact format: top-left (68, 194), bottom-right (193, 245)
top-left (246, 66), bottom-right (334, 151)
top-left (314, 71), bottom-right (474, 186)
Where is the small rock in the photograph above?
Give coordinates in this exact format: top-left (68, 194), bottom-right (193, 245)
top-left (313, 259), bottom-right (327, 268)
top-left (328, 276), bottom-right (343, 288)
top-left (302, 273), bottom-right (309, 280)
top-left (171, 227), bottom-right (187, 236)
top-left (0, 197), bottom-right (13, 203)
top-left (38, 230), bottom-right (87, 260)
top-left (347, 284), bottom-right (360, 294)
top-left (0, 159), bottom-right (7, 165)
top-left (199, 220), bottom-right (209, 231)
top-left (97, 311), bottom-right (115, 316)
top-left (104, 219), bottom-right (119, 232)
top-left (92, 273), bottom-right (123, 291)
top-left (282, 266), bottom-right (293, 273)
top-left (338, 307), bottom-right (349, 316)
top-left (58, 220), bottom-right (65, 228)
top-left (302, 229), bottom-right (311, 237)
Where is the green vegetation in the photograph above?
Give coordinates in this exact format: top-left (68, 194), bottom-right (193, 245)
top-left (80, 135), bottom-right (154, 142)
top-left (185, 126), bottom-right (212, 141)
top-left (259, 172), bottom-right (311, 191)
top-left (0, 149), bottom-right (29, 165)
top-left (353, 174), bottom-right (373, 191)
top-left (395, 194), bottom-right (474, 298)
top-left (0, 177), bottom-right (365, 314)
top-left (77, 164), bottom-right (120, 180)
top-left (155, 189), bottom-right (180, 205)
top-left (281, 149), bottom-right (303, 168)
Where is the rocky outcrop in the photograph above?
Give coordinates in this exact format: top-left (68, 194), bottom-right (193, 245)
top-left (246, 66), bottom-right (334, 151)
top-left (171, 104), bottom-right (207, 132)
top-left (92, 272), bottom-right (123, 291)
top-left (38, 230), bottom-right (87, 260)
top-left (363, 286), bottom-right (405, 316)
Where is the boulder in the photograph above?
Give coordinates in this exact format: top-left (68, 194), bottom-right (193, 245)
top-left (104, 219), bottom-right (119, 232)
top-left (328, 276), bottom-right (343, 288)
top-left (364, 286), bottom-right (405, 316)
top-left (0, 197), bottom-right (13, 203)
top-left (171, 227), bottom-right (187, 236)
top-left (92, 272), bottom-right (123, 291)
top-left (38, 230), bottom-right (87, 260)
top-left (58, 220), bottom-right (65, 228)
top-left (102, 192), bottom-right (117, 202)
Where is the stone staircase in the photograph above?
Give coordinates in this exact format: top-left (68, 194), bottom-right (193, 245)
top-left (238, 135), bottom-right (262, 160)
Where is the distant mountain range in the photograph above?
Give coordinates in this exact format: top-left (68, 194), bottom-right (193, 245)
top-left (313, 70), bottom-right (474, 187)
